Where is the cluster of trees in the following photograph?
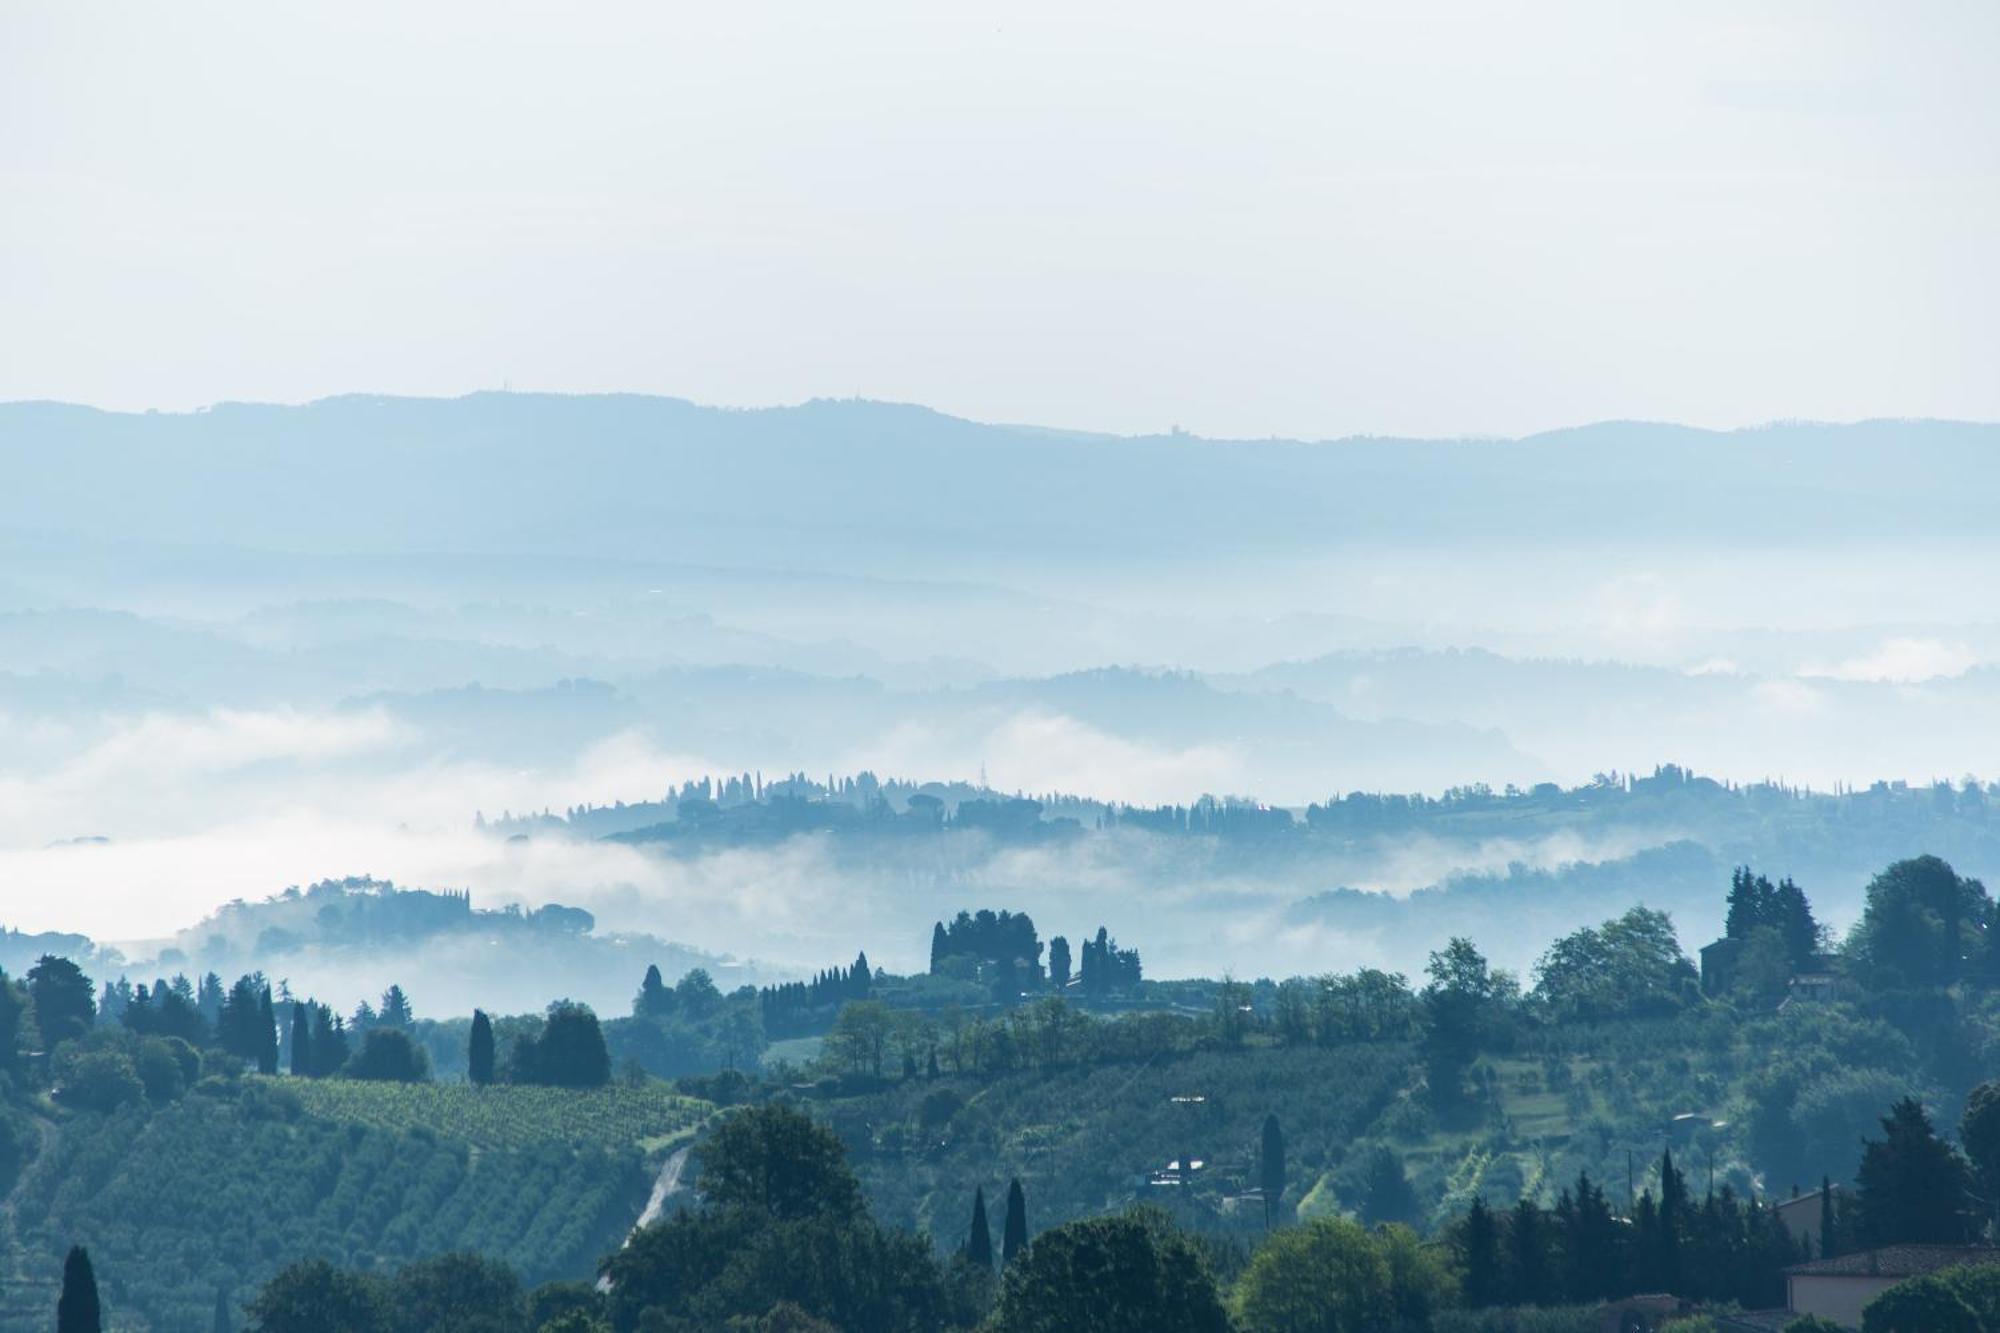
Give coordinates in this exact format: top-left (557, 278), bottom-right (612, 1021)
top-left (756, 954), bottom-right (872, 1035)
top-left (930, 910), bottom-right (1043, 980)
top-left (1077, 926), bottom-right (1143, 994)
top-left (1454, 1154), bottom-right (1799, 1312)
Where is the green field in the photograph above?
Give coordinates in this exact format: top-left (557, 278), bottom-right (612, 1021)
top-left (279, 1078), bottom-right (712, 1152)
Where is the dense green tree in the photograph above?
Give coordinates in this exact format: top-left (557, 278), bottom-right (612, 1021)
top-left (1860, 1272), bottom-right (1980, 1333)
top-left (29, 956), bottom-right (95, 1050)
top-left (635, 966), bottom-right (674, 1018)
top-left (378, 985), bottom-right (414, 1028)
top-left (1260, 1114), bottom-right (1286, 1228)
top-left (520, 1004), bottom-right (610, 1089)
top-left (1234, 1215), bottom-right (1393, 1333)
top-left (345, 1028), bottom-right (430, 1083)
top-left (1047, 936), bottom-right (1071, 989)
top-left (967, 1186), bottom-right (994, 1269)
top-left (1962, 1081), bottom-right (2000, 1235)
top-left (288, 1003), bottom-right (312, 1077)
top-left (57, 1245), bottom-right (102, 1333)
top-left (1845, 856), bottom-right (1992, 988)
top-left (1461, 1195), bottom-right (1503, 1308)
top-left (694, 1103), bottom-right (862, 1222)
top-left (1533, 907), bottom-right (1698, 1022)
top-left (309, 1005), bottom-right (348, 1077)
top-left (0, 967), bottom-right (23, 1071)
top-left (1858, 1097), bottom-right (1973, 1244)
top-left (245, 1260), bottom-right (390, 1333)
top-left (1421, 937), bottom-right (1503, 1104)
top-left (53, 1046), bottom-right (144, 1112)
top-left (676, 968), bottom-right (721, 1017)
top-left (986, 1209), bottom-right (1231, 1333)
top-left (257, 987), bottom-right (278, 1075)
top-left (1358, 1145), bottom-right (1420, 1227)
top-left (388, 1252), bottom-right (524, 1333)
top-left (825, 1000), bottom-right (894, 1079)
top-left (1002, 1178), bottom-right (1027, 1265)
top-left (468, 1009), bottom-right (496, 1086)
top-left (1509, 1194), bottom-right (1552, 1306)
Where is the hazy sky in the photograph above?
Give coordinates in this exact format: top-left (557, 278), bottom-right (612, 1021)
top-left (4, 1), bottom-right (1996, 438)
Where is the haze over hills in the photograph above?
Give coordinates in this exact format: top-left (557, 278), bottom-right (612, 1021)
top-left (5, 393), bottom-right (2000, 991)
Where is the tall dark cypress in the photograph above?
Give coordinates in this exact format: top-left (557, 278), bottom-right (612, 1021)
top-left (967, 1186), bottom-right (993, 1269)
top-left (1260, 1114), bottom-right (1286, 1228)
top-left (1002, 1178), bottom-right (1028, 1265)
top-left (288, 1002), bottom-right (312, 1077)
top-left (930, 923), bottom-right (948, 975)
top-left (256, 988), bottom-right (278, 1075)
top-left (57, 1245), bottom-right (101, 1333)
top-left (468, 1009), bottom-right (496, 1087)
top-left (1820, 1175), bottom-right (1837, 1259)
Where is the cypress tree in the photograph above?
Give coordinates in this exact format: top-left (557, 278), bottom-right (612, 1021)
top-left (1820, 1174), bottom-right (1837, 1259)
top-left (57, 1245), bottom-right (101, 1333)
top-left (1260, 1114), bottom-right (1286, 1228)
top-left (256, 987), bottom-right (278, 1075)
top-left (212, 1286), bottom-right (232, 1333)
top-left (1002, 1178), bottom-right (1028, 1265)
top-left (930, 923), bottom-right (948, 974)
top-left (967, 1186), bottom-right (993, 1269)
top-left (468, 1009), bottom-right (495, 1086)
top-left (1463, 1196), bottom-right (1501, 1308)
top-left (288, 1002), bottom-right (312, 1077)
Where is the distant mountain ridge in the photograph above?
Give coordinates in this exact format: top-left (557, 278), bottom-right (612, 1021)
top-left (1, 394), bottom-right (1994, 573)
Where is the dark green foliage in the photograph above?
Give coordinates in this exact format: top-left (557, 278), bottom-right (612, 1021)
top-left (1077, 925), bottom-right (1141, 994)
top-left (378, 985), bottom-right (415, 1028)
top-left (0, 967), bottom-right (25, 1071)
top-left (635, 966), bottom-right (673, 1019)
top-left (1047, 936), bottom-right (1071, 990)
top-left (309, 1005), bottom-right (349, 1078)
top-left (390, 1251), bottom-right (525, 1333)
top-left (1357, 1145), bottom-right (1420, 1226)
top-left (245, 1260), bottom-right (389, 1333)
top-left (54, 1045), bottom-right (144, 1112)
top-left (469, 1009), bottom-right (496, 1086)
top-left (1857, 1096), bottom-right (1973, 1244)
top-left (58, 1245), bottom-right (101, 1333)
top-left (694, 1104), bottom-right (862, 1222)
top-left (930, 910), bottom-right (1041, 979)
top-left (1727, 867), bottom-right (1822, 968)
top-left (1846, 855), bottom-right (1993, 989)
top-left (29, 955), bottom-right (95, 1050)
top-left (985, 1208), bottom-right (1231, 1333)
top-left (1860, 1271), bottom-right (1983, 1333)
top-left (600, 1104), bottom-right (972, 1333)
top-left (1461, 1195), bottom-right (1502, 1307)
top-left (1962, 1081), bottom-right (2000, 1232)
top-left (1236, 1216), bottom-right (1453, 1333)
top-left (1259, 1113), bottom-right (1285, 1226)
top-left (289, 1003), bottom-right (312, 1077)
top-left (257, 987), bottom-right (279, 1074)
top-left (513, 1004), bottom-right (611, 1088)
top-left (967, 1186), bottom-right (993, 1269)
top-left (1002, 1178), bottom-right (1027, 1265)
top-left (1532, 907), bottom-right (1699, 1022)
top-left (347, 1028), bottom-right (431, 1082)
